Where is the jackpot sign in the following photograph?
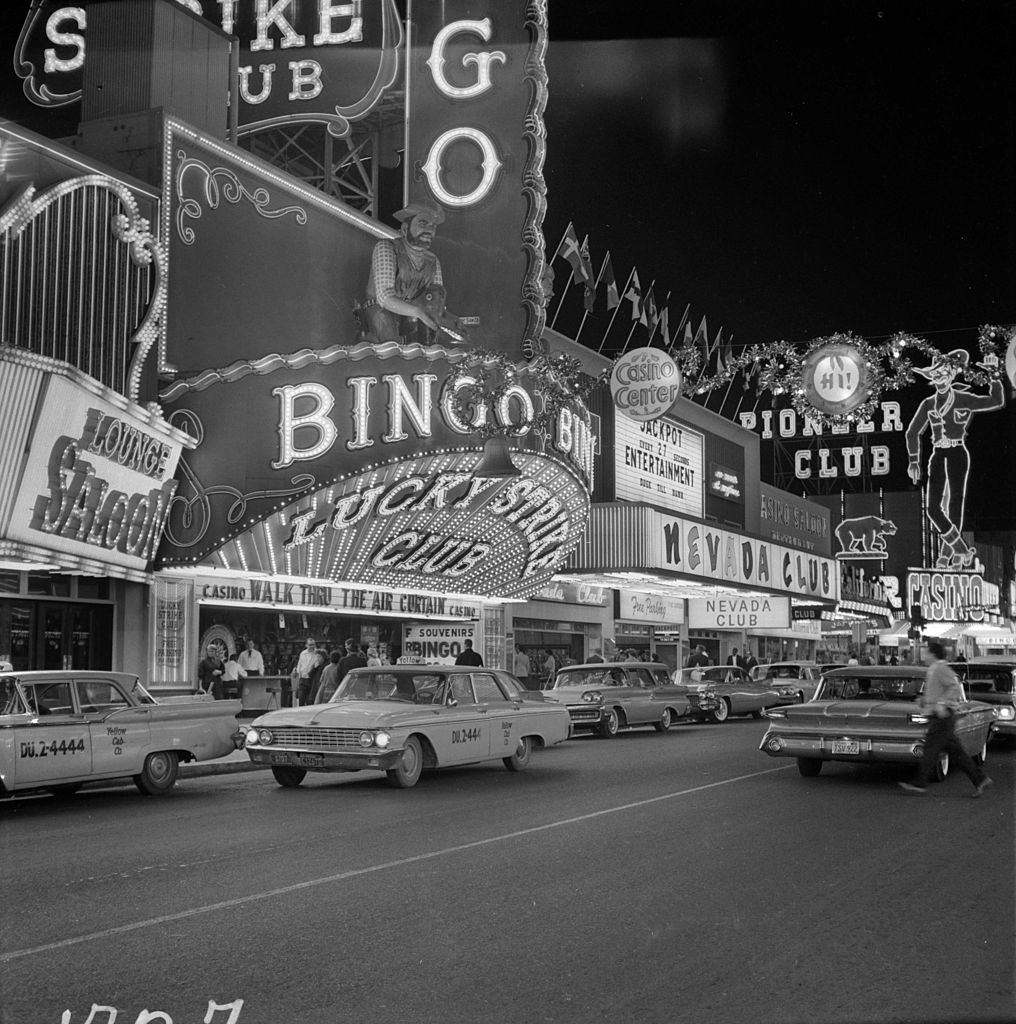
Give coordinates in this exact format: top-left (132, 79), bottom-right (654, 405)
top-left (157, 350), bottom-right (595, 599)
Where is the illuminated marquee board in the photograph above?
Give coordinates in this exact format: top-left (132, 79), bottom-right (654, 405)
top-left (614, 411), bottom-right (704, 518)
top-left (0, 350), bottom-right (191, 581)
top-left (157, 348), bottom-right (595, 599)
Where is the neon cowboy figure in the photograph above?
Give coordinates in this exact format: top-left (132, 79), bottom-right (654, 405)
top-left (905, 348), bottom-right (1005, 569)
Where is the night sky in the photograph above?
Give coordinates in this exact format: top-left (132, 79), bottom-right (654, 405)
top-left (1, 0), bottom-right (1013, 527)
top-left (542, 0), bottom-right (1015, 529)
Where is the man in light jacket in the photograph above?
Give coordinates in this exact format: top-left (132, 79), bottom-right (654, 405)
top-left (899, 641), bottom-right (992, 797)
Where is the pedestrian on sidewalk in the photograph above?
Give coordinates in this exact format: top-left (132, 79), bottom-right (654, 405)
top-left (899, 641), bottom-right (992, 798)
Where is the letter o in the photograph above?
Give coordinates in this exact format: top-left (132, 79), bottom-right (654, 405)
top-left (421, 127), bottom-right (503, 208)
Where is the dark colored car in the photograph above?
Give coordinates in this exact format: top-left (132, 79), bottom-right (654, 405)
top-left (545, 662), bottom-right (716, 737)
top-left (950, 658), bottom-right (1016, 743)
top-left (672, 665), bottom-right (797, 721)
top-left (760, 665), bottom-right (997, 780)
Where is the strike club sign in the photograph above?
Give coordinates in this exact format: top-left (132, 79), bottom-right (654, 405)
top-left (13, 0), bottom-right (403, 137)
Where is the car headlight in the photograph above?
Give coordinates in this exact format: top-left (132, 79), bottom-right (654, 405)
top-left (358, 731), bottom-right (374, 747)
top-left (253, 728), bottom-right (273, 745)
top-left (582, 690), bottom-right (603, 703)
top-left (996, 706), bottom-right (1015, 720)
top-left (374, 730), bottom-right (391, 749)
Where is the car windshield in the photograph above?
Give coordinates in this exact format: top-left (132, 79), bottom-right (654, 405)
top-left (768, 665), bottom-right (804, 678)
top-left (332, 672), bottom-right (447, 704)
top-left (552, 669), bottom-right (626, 689)
top-left (962, 667), bottom-right (1014, 695)
top-left (818, 675), bottom-right (924, 701)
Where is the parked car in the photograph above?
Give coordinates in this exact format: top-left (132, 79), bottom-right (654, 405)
top-left (757, 661), bottom-right (823, 703)
top-left (672, 665), bottom-right (798, 721)
top-left (0, 671), bottom-right (244, 798)
top-left (950, 657), bottom-right (1016, 744)
top-left (759, 665), bottom-right (997, 779)
top-left (245, 666), bottom-right (570, 788)
top-left (546, 662), bottom-right (713, 737)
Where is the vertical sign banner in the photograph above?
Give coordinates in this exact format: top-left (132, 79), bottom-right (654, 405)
top-left (404, 1), bottom-right (546, 361)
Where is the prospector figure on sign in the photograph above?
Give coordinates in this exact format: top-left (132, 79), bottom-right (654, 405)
top-left (905, 348), bottom-right (1005, 569)
top-left (356, 199), bottom-right (470, 347)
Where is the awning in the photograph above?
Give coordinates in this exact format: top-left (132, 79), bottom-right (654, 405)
top-left (963, 626), bottom-right (1016, 645)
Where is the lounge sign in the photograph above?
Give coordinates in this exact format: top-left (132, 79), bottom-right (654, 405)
top-left (0, 351), bottom-right (191, 581)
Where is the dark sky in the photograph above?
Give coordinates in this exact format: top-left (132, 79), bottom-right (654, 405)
top-left (542, 0), bottom-right (1016, 529)
top-left (2, 0), bottom-right (1013, 526)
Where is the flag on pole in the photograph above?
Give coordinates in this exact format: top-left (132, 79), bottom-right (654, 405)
top-left (641, 287), bottom-right (658, 331)
top-left (625, 269), bottom-right (643, 321)
top-left (659, 305), bottom-right (671, 347)
top-left (557, 223), bottom-right (593, 286)
top-left (693, 316), bottom-right (710, 359)
top-left (602, 253), bottom-right (620, 310)
top-left (581, 236), bottom-right (596, 311)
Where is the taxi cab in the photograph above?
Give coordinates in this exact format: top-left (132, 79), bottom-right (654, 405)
top-left (245, 665), bottom-right (571, 788)
top-left (1, 671), bottom-right (243, 797)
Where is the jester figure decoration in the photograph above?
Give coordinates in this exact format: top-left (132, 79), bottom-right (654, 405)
top-left (356, 200), bottom-right (470, 346)
top-left (905, 348), bottom-right (1005, 569)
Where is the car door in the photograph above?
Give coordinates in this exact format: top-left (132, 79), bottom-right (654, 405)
top-left (76, 677), bottom-right (152, 778)
top-left (472, 672), bottom-right (519, 758)
top-left (14, 679), bottom-right (92, 788)
top-left (724, 668), bottom-right (765, 714)
top-left (642, 667), bottom-right (690, 720)
top-left (435, 674), bottom-right (489, 764)
top-left (620, 668), bottom-right (659, 724)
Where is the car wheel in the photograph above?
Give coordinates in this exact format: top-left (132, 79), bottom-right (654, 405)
top-left (48, 783), bottom-right (83, 797)
top-left (133, 751), bottom-right (179, 795)
top-left (271, 766), bottom-right (306, 788)
top-left (387, 736), bottom-right (424, 788)
top-left (504, 735), bottom-right (533, 771)
top-left (797, 757), bottom-right (823, 777)
top-left (711, 699), bottom-right (731, 723)
top-left (931, 751), bottom-right (949, 783)
top-left (597, 707), bottom-right (620, 738)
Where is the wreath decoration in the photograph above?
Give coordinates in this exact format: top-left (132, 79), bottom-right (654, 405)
top-left (448, 323), bottom-right (1013, 441)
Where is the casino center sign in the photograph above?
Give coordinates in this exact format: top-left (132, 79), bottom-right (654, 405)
top-left (610, 348), bottom-right (682, 422)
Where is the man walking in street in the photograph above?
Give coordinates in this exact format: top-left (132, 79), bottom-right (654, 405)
top-left (899, 641), bottom-right (993, 797)
top-left (513, 645), bottom-right (532, 689)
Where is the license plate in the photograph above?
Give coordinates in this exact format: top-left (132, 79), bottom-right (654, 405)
top-left (269, 753), bottom-right (292, 765)
top-left (831, 740), bottom-right (859, 755)
top-left (297, 753), bottom-right (324, 767)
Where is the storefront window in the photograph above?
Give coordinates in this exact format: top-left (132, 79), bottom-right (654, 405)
top-left (27, 573), bottom-right (72, 597)
top-left (0, 572), bottom-right (19, 595)
top-left (77, 578), bottom-right (110, 600)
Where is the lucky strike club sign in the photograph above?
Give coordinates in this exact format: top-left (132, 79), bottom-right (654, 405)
top-left (157, 352), bottom-right (594, 598)
top-left (14, 0), bottom-right (403, 136)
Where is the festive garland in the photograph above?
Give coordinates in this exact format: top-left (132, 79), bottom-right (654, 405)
top-left (446, 323), bottom-right (1014, 438)
top-left (677, 323), bottom-right (1013, 427)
